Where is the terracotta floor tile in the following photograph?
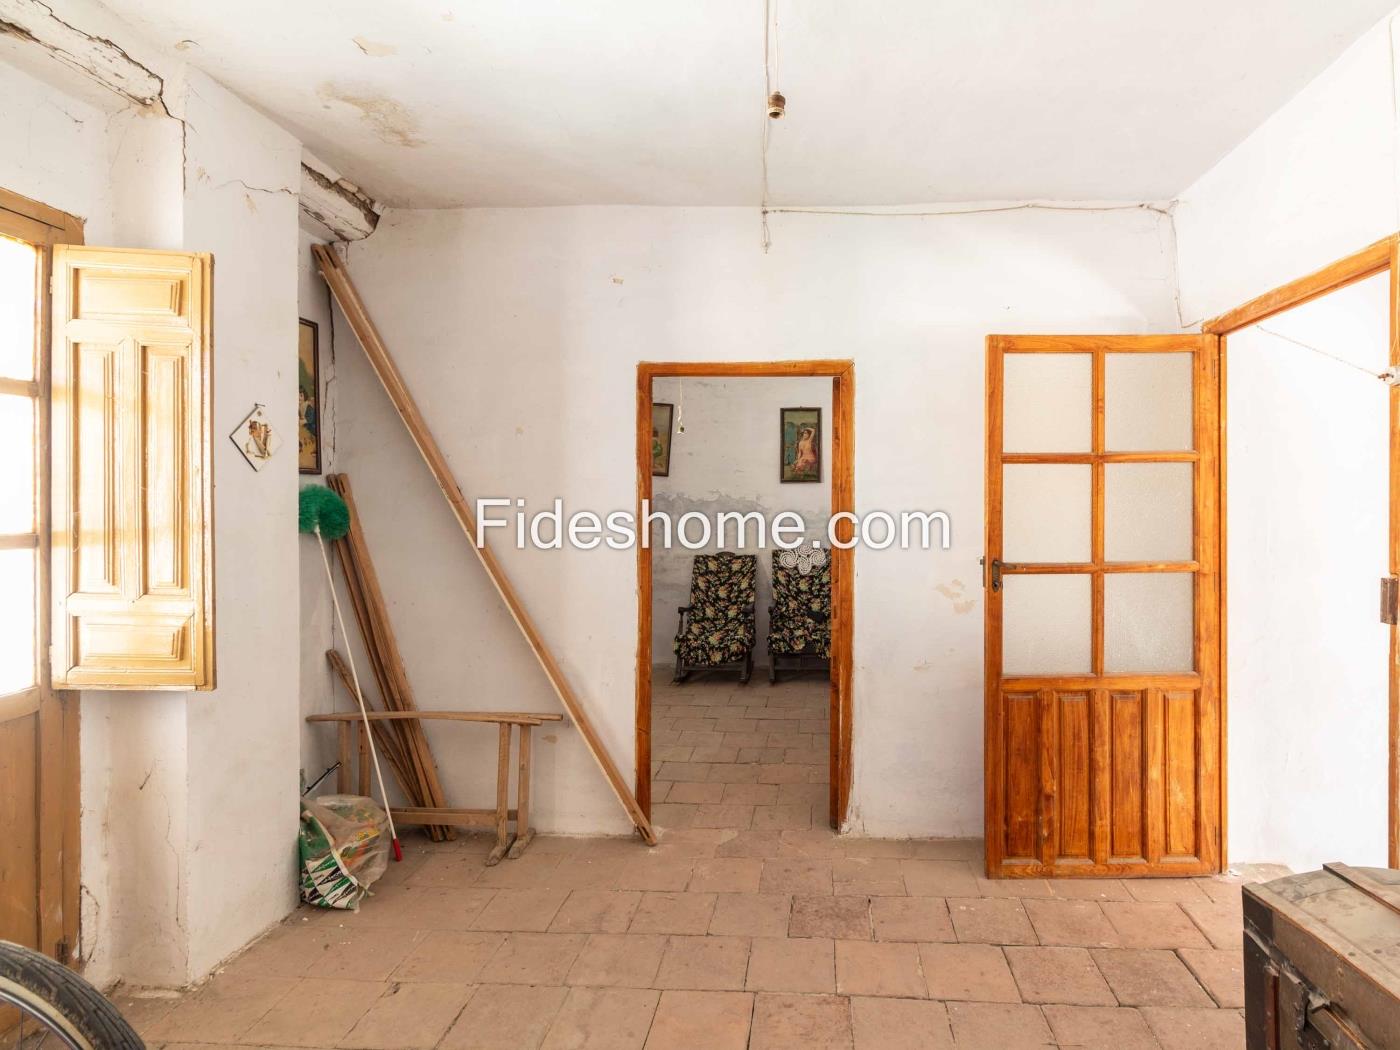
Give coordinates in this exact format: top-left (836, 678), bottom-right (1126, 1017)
top-left (540, 987), bottom-right (659, 1050)
top-left (490, 932), bottom-right (588, 985)
top-left (905, 839), bottom-right (985, 862)
top-left (1022, 899), bottom-right (1120, 948)
top-left (341, 981), bottom-right (474, 1049)
top-left (715, 830), bottom-right (786, 859)
top-left (709, 892), bottom-right (792, 937)
top-left (1046, 878), bottom-right (1133, 901)
top-left (1100, 902), bottom-right (1210, 950)
top-left (918, 942), bottom-right (1020, 1003)
top-left (777, 829), bottom-right (845, 859)
top-left (612, 857), bottom-right (697, 892)
top-left (144, 975), bottom-right (298, 1044)
top-left (548, 890), bottom-right (642, 933)
top-left (472, 889), bottom-right (570, 932)
top-left (746, 937), bottom-right (836, 993)
top-left (849, 996), bottom-right (953, 1049)
top-left (722, 782), bottom-right (780, 805)
top-left (439, 984), bottom-right (568, 1050)
top-left (650, 804), bottom-right (697, 829)
top-left (1140, 1006), bottom-right (1245, 1050)
top-left (707, 763), bottom-right (762, 784)
top-left (835, 940), bottom-right (926, 998)
top-left (870, 897), bottom-right (955, 942)
top-left (1181, 901), bottom-right (1244, 950)
top-left (356, 885), bottom-right (498, 930)
top-left (1194, 878), bottom-right (1245, 905)
top-left (1090, 948), bottom-right (1214, 1007)
top-left (644, 990), bottom-right (753, 1050)
top-left (946, 1001), bottom-right (1054, 1050)
top-left (654, 935), bottom-right (750, 990)
top-left (629, 891), bottom-right (717, 934)
top-left (661, 781), bottom-right (724, 805)
top-left (832, 858), bottom-right (907, 896)
top-left (475, 852), bottom-right (565, 889)
top-left (692, 803), bottom-right (755, 829)
top-left (790, 895), bottom-right (872, 939)
top-left (1125, 879), bottom-right (1212, 903)
top-left (391, 930), bottom-right (505, 983)
top-left (240, 977), bottom-right (380, 1047)
top-left (1042, 1004), bottom-right (1163, 1049)
top-left (947, 897), bottom-right (1038, 945)
top-left (565, 933), bottom-right (667, 987)
top-left (1179, 947), bottom-right (1245, 1008)
top-left (899, 860), bottom-right (978, 897)
top-left (975, 877), bottom-right (1055, 898)
top-left (687, 857), bottom-right (763, 893)
top-left (750, 993), bottom-right (853, 1050)
top-left (760, 859), bottom-right (834, 894)
top-left (1004, 945), bottom-right (1116, 1006)
top-left (752, 803), bottom-right (816, 830)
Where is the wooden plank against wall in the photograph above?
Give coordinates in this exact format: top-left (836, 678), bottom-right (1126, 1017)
top-left (313, 245), bottom-right (657, 846)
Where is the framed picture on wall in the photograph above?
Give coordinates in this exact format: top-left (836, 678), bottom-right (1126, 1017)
top-left (298, 318), bottom-right (321, 474)
top-left (652, 402), bottom-right (675, 476)
top-left (781, 406), bottom-right (821, 483)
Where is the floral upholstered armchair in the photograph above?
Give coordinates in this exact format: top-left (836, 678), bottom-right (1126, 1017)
top-left (767, 546), bottom-right (831, 683)
top-left (673, 552), bottom-right (757, 683)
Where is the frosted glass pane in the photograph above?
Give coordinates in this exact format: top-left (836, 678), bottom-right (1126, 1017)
top-left (1104, 573), bottom-right (1194, 673)
top-left (1003, 353), bottom-right (1091, 453)
top-left (1003, 574), bottom-right (1091, 675)
top-left (1105, 352), bottom-right (1192, 451)
top-left (1003, 464), bottom-right (1091, 562)
top-left (1104, 463), bottom-right (1193, 562)
top-left (0, 394), bottom-right (34, 533)
top-left (0, 235), bottom-right (37, 382)
top-left (0, 548), bottom-right (35, 696)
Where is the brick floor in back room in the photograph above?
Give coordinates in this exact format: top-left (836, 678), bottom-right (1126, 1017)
top-left (118, 673), bottom-right (1261, 1050)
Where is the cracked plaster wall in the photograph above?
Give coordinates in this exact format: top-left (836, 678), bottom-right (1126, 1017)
top-left (0, 30), bottom-right (302, 986)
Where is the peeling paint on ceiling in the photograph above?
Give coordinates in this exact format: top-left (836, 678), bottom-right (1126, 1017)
top-left (86, 0), bottom-right (1400, 208)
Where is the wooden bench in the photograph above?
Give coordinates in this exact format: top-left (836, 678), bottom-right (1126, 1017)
top-left (306, 710), bottom-right (564, 864)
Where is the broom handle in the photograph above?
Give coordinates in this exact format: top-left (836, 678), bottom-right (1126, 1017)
top-left (316, 529), bottom-right (401, 852)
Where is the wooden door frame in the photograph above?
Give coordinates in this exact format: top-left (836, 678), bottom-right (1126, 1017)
top-left (1202, 233), bottom-right (1400, 868)
top-left (635, 361), bottom-right (856, 828)
top-left (0, 185), bottom-right (83, 964)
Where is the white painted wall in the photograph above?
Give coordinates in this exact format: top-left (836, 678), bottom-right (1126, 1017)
top-left (1227, 274), bottom-right (1391, 871)
top-left (298, 226), bottom-right (341, 790)
top-left (333, 204), bottom-right (1178, 838)
top-left (1175, 14), bottom-right (1400, 325)
top-left (650, 376), bottom-right (832, 668)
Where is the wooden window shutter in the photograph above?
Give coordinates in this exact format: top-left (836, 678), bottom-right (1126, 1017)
top-left (50, 246), bottom-right (215, 689)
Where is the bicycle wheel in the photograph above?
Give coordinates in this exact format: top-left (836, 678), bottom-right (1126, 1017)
top-left (0, 941), bottom-right (143, 1049)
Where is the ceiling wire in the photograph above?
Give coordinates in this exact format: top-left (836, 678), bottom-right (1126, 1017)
top-left (1253, 324), bottom-right (1390, 383)
top-left (760, 0), bottom-right (775, 252)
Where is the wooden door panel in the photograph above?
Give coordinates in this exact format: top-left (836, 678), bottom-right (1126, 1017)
top-left (51, 248), bottom-right (213, 689)
top-left (986, 334), bottom-right (1221, 877)
top-left (0, 710), bottom-right (40, 947)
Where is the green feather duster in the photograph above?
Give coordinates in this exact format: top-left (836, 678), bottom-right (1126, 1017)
top-left (298, 485), bottom-right (350, 540)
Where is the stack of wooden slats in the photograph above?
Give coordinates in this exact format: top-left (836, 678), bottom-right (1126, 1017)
top-left (324, 473), bottom-right (454, 841)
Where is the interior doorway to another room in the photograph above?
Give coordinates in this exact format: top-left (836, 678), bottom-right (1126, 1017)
top-left (1218, 267), bottom-right (1393, 872)
top-left (636, 362), bottom-right (855, 831)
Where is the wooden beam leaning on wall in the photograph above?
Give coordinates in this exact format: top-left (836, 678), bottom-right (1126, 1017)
top-left (313, 244), bottom-right (658, 846)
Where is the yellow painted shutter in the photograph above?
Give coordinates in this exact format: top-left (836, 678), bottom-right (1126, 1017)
top-left (50, 247), bottom-right (214, 689)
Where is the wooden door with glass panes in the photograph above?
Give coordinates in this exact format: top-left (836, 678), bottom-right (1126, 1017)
top-left (984, 335), bottom-right (1221, 877)
top-left (0, 199), bottom-right (79, 964)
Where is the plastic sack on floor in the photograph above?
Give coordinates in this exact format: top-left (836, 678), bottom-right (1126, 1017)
top-left (298, 793), bottom-right (390, 909)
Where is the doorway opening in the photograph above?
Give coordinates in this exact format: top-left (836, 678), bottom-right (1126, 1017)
top-left (635, 362), bottom-right (855, 830)
top-left (1203, 241), bottom-right (1399, 870)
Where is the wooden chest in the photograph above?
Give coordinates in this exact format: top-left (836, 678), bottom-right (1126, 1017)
top-left (1244, 864), bottom-right (1400, 1049)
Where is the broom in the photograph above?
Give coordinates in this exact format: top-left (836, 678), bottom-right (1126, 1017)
top-left (299, 485), bottom-right (403, 862)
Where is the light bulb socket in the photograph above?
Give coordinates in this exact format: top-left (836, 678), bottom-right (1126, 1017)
top-left (767, 91), bottom-right (786, 119)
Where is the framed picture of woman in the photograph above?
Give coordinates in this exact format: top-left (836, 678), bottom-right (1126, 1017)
top-left (780, 407), bottom-right (821, 483)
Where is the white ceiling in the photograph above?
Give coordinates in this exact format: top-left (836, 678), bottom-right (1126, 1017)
top-left (97, 0), bottom-right (1396, 208)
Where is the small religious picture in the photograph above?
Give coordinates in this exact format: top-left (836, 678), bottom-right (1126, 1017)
top-left (230, 404), bottom-right (282, 471)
